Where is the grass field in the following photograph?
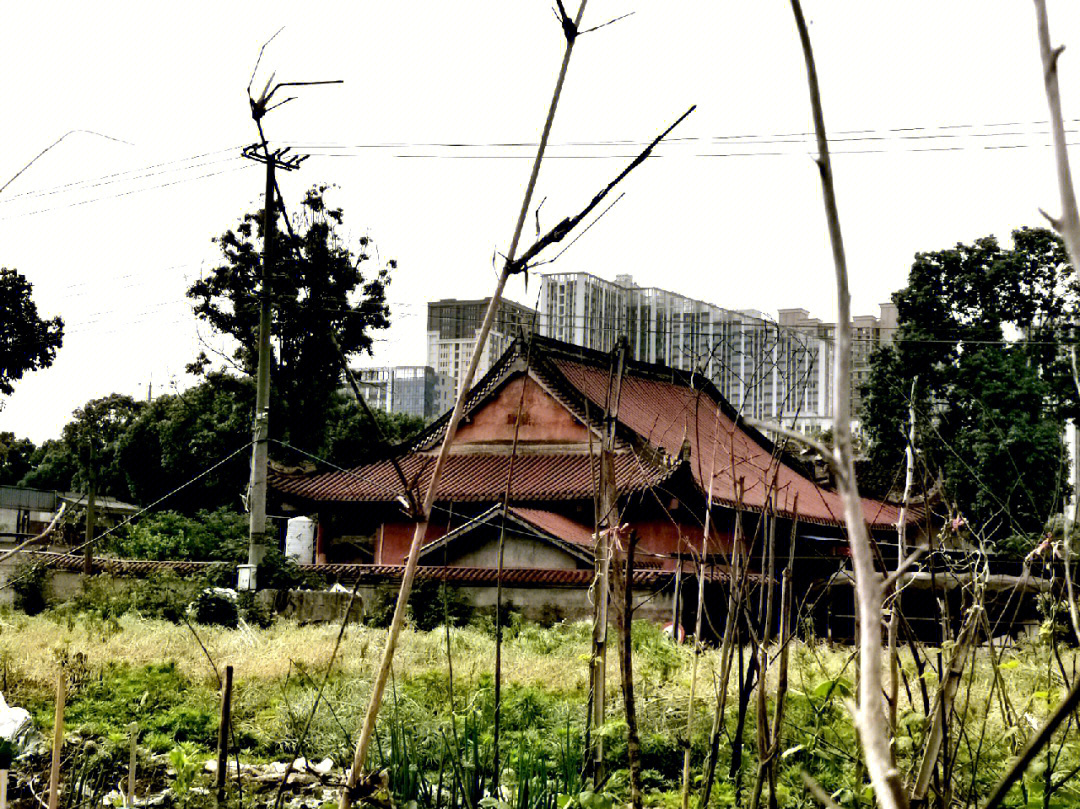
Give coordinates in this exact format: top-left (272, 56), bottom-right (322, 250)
top-left (0, 606), bottom-right (1073, 808)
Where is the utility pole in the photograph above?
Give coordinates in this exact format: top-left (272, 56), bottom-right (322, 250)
top-left (591, 336), bottom-right (626, 786)
top-left (238, 143), bottom-right (305, 588)
top-left (237, 54), bottom-right (337, 588)
top-left (82, 472), bottom-right (96, 576)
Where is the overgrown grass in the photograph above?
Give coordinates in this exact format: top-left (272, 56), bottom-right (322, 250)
top-left (0, 610), bottom-right (1073, 807)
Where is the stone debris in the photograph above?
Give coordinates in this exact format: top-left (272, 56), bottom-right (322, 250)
top-left (203, 756), bottom-right (341, 787)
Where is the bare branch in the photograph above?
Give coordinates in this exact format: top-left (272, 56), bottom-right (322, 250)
top-left (339, 4), bottom-right (590, 805)
top-left (0, 503), bottom-right (67, 566)
top-left (507, 105), bottom-right (695, 273)
top-left (1034, 0), bottom-right (1080, 269)
top-left (788, 1), bottom-right (908, 807)
top-left (881, 548), bottom-right (926, 592)
top-left (742, 417), bottom-right (839, 474)
top-left (984, 674), bottom-right (1080, 808)
top-left (529, 192), bottom-right (626, 269)
top-left (801, 771), bottom-right (844, 809)
top-left (248, 27), bottom-right (285, 97)
top-left (580, 12), bottom-right (635, 34)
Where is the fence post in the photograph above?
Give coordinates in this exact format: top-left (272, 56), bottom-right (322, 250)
top-left (47, 670), bottom-right (65, 809)
top-left (216, 665), bottom-right (234, 801)
top-left (126, 722), bottom-right (138, 807)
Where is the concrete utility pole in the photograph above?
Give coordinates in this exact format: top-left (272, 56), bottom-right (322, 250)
top-left (239, 143), bottom-right (305, 588)
top-left (240, 53), bottom-right (338, 588)
top-left (82, 473), bottom-right (97, 576)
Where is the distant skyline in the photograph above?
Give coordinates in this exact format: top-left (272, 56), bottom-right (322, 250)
top-left (4, 1), bottom-right (1080, 443)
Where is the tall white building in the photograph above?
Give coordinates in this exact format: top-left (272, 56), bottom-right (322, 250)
top-left (539, 271), bottom-right (896, 434)
top-left (427, 298), bottom-right (537, 403)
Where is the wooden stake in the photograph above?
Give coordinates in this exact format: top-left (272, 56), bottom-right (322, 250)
top-left (216, 665), bottom-right (234, 802)
top-left (338, 7), bottom-right (588, 805)
top-left (1, 768), bottom-right (8, 809)
top-left (47, 670), bottom-right (64, 809)
top-left (126, 722), bottom-right (137, 807)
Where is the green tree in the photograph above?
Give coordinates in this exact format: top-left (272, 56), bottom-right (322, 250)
top-left (114, 373), bottom-right (425, 515)
top-left (862, 227), bottom-right (1079, 543)
top-left (0, 268), bottom-right (63, 398)
top-left (53, 395), bottom-right (145, 501)
top-left (117, 373), bottom-right (255, 514)
top-left (0, 433), bottom-right (36, 485)
top-left (186, 185), bottom-right (393, 456)
top-left (19, 438), bottom-right (77, 491)
top-left (322, 398), bottom-right (426, 468)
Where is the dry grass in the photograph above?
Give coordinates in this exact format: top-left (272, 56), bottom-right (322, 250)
top-left (0, 612), bottom-right (659, 696)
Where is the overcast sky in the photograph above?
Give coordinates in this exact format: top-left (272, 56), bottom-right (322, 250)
top-left (4, 1), bottom-right (1080, 443)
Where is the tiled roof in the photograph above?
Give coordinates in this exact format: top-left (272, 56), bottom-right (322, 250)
top-left (550, 356), bottom-right (903, 528)
top-left (509, 507), bottom-right (594, 546)
top-left (24, 551), bottom-right (213, 576)
top-left (25, 553), bottom-right (739, 587)
top-left (418, 505), bottom-right (596, 564)
top-left (271, 336), bottom-right (903, 529)
top-left (308, 563), bottom-right (734, 586)
top-left (271, 449), bottom-right (665, 503)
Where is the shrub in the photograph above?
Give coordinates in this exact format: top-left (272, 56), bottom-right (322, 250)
top-left (366, 580), bottom-right (473, 630)
top-left (192, 589), bottom-right (238, 628)
top-left (48, 572), bottom-right (202, 626)
top-left (236, 591), bottom-right (273, 628)
top-left (11, 561), bottom-right (48, 615)
top-left (108, 507), bottom-right (247, 561)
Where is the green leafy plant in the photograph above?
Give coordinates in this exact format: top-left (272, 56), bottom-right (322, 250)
top-left (11, 561), bottom-right (48, 616)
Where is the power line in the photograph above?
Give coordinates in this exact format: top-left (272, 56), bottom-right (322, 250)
top-left (0, 150), bottom-right (244, 206)
top-left (0, 163), bottom-right (256, 221)
top-left (1, 114), bottom-right (1076, 212)
top-left (279, 115), bottom-right (1080, 151)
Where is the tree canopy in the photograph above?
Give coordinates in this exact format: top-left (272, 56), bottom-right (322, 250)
top-left (0, 432), bottom-right (36, 485)
top-left (862, 227), bottom-right (1080, 544)
top-left (186, 184), bottom-right (394, 456)
top-left (0, 268), bottom-right (63, 399)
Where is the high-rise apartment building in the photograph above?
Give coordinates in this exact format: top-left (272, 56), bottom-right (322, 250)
top-left (349, 365), bottom-right (453, 421)
top-left (427, 298), bottom-right (537, 402)
top-left (539, 271), bottom-right (896, 434)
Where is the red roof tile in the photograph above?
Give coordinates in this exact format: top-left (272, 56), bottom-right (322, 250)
top-left (308, 563), bottom-right (734, 586)
top-left (26, 551), bottom-right (213, 576)
top-left (550, 357), bottom-right (901, 528)
top-left (271, 337), bottom-right (903, 529)
top-left (271, 449), bottom-right (665, 503)
top-left (509, 507), bottom-right (594, 546)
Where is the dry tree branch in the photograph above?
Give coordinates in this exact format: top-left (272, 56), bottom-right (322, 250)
top-left (787, 2), bottom-right (908, 807)
top-left (0, 503), bottom-right (67, 566)
top-left (338, 5), bottom-right (588, 806)
top-left (801, 771), bottom-right (844, 809)
top-left (509, 105), bottom-right (695, 273)
top-left (984, 677), bottom-right (1080, 809)
top-left (979, 5), bottom-right (1080, 803)
top-left (742, 417), bottom-right (838, 474)
top-left (1034, 0), bottom-right (1080, 268)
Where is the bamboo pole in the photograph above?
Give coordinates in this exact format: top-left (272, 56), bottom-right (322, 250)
top-left (126, 723), bottom-right (137, 807)
top-left (618, 528), bottom-right (643, 809)
top-left (47, 670), bottom-right (65, 809)
top-left (681, 401), bottom-right (722, 809)
top-left (216, 665), bottom-right (234, 802)
top-left (338, 7), bottom-right (587, 805)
